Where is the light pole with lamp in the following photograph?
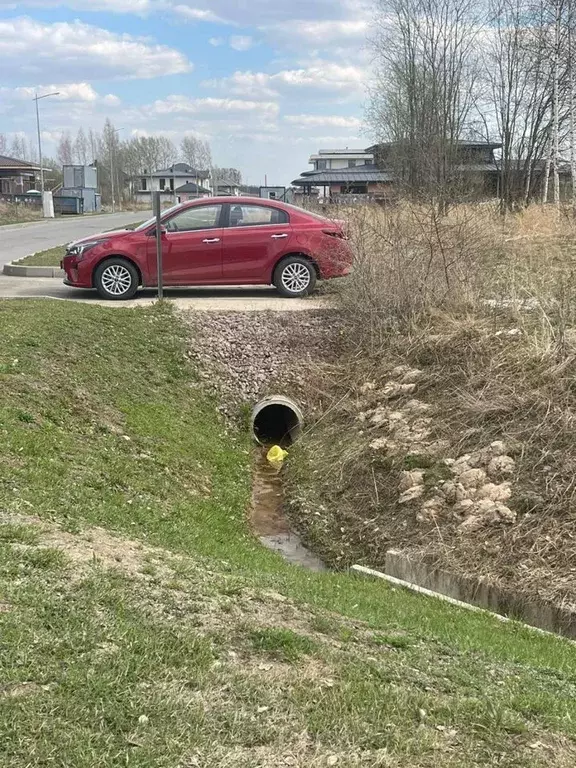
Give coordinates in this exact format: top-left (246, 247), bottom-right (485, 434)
top-left (33, 91), bottom-right (59, 216)
top-left (110, 127), bottom-right (123, 214)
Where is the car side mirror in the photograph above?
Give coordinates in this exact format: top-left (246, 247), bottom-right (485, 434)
top-left (149, 225), bottom-right (167, 237)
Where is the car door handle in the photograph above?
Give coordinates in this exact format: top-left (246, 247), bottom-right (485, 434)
top-left (202, 238), bottom-right (220, 243)
top-left (271, 233), bottom-right (288, 239)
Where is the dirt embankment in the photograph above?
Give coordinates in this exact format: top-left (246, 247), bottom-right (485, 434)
top-left (287, 310), bottom-right (576, 609)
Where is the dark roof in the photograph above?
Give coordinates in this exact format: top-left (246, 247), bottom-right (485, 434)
top-left (175, 182), bottom-right (210, 194)
top-left (292, 165), bottom-right (394, 185)
top-left (152, 163), bottom-right (210, 178)
top-left (365, 140), bottom-right (503, 152)
top-left (0, 155), bottom-right (41, 171)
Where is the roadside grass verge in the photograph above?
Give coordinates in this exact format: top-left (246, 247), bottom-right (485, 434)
top-left (15, 222), bottom-right (145, 266)
top-left (0, 204), bottom-right (42, 227)
top-left (16, 245), bottom-right (65, 267)
top-left (2, 300), bottom-right (576, 765)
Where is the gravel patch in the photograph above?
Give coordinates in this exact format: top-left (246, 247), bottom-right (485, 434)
top-left (181, 309), bottom-right (342, 414)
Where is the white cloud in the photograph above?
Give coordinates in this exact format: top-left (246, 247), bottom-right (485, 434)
top-left (204, 62), bottom-right (366, 99)
top-left (229, 35), bottom-right (254, 52)
top-left (202, 71), bottom-right (279, 99)
top-left (284, 114), bottom-right (362, 129)
top-left (0, 82), bottom-right (122, 107)
top-left (149, 95), bottom-right (280, 121)
top-left (262, 19), bottom-right (368, 51)
top-left (209, 36), bottom-right (224, 46)
top-left (0, 17), bottom-right (192, 82)
top-left (0, 0), bottom-right (151, 9)
top-left (171, 5), bottom-right (231, 23)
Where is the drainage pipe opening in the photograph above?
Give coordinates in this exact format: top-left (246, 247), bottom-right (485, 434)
top-left (252, 396), bottom-right (304, 445)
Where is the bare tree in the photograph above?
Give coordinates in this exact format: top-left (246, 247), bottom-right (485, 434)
top-left (0, 133), bottom-right (7, 155)
top-left (74, 127), bottom-right (89, 165)
top-left (181, 135), bottom-right (212, 169)
top-left (10, 134), bottom-right (27, 160)
top-left (57, 132), bottom-right (73, 166)
top-left (367, 0), bottom-right (484, 209)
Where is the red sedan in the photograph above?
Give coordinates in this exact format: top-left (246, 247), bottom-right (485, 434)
top-left (62, 197), bottom-right (352, 300)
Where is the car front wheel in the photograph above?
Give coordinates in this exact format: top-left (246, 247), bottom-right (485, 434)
top-left (94, 258), bottom-right (139, 300)
top-left (273, 256), bottom-right (317, 298)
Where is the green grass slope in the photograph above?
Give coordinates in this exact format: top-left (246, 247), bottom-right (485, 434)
top-left (1, 300), bottom-right (576, 767)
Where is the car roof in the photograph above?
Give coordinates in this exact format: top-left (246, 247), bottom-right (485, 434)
top-left (185, 196), bottom-right (289, 207)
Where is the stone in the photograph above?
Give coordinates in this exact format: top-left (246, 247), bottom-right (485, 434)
top-left (391, 365), bottom-right (412, 378)
top-left (490, 440), bottom-right (508, 456)
top-left (487, 455), bottom-right (516, 479)
top-left (417, 497), bottom-right (445, 522)
top-left (401, 369), bottom-right (423, 384)
top-left (458, 468), bottom-right (488, 489)
top-left (381, 381), bottom-right (417, 399)
top-left (370, 407), bottom-right (388, 426)
top-left (370, 437), bottom-right (390, 452)
top-left (458, 515), bottom-right (484, 533)
top-left (494, 502), bottom-right (516, 523)
top-left (404, 399), bottom-right (432, 415)
top-left (398, 485), bottom-right (425, 504)
top-left (477, 483), bottom-right (512, 503)
top-left (398, 470), bottom-right (426, 492)
top-left (360, 382), bottom-right (376, 393)
top-left (452, 499), bottom-right (475, 519)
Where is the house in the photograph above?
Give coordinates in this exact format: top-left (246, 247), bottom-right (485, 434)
top-left (293, 141), bottom-right (504, 202)
top-left (366, 140), bottom-right (502, 198)
top-left (292, 147), bottom-right (389, 201)
top-left (0, 155), bottom-right (42, 197)
top-left (214, 178), bottom-right (241, 196)
top-left (134, 162), bottom-right (211, 203)
top-left (309, 148), bottom-right (374, 170)
top-left (175, 181), bottom-right (212, 202)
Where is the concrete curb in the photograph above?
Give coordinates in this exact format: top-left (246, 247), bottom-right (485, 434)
top-left (3, 262), bottom-right (64, 278)
top-left (352, 550), bottom-right (576, 641)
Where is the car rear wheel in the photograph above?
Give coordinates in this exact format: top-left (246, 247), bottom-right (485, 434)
top-left (94, 258), bottom-right (139, 300)
top-left (273, 256), bottom-right (316, 298)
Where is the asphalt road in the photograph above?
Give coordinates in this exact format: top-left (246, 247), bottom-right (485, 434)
top-left (0, 211), bottom-right (151, 268)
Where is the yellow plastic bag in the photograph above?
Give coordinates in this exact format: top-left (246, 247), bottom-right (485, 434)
top-left (267, 445), bottom-right (289, 469)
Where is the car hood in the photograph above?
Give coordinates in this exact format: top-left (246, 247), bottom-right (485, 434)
top-left (68, 229), bottom-right (133, 248)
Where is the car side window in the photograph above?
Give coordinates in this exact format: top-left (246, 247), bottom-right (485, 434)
top-left (227, 205), bottom-right (288, 228)
top-left (165, 205), bottom-right (222, 232)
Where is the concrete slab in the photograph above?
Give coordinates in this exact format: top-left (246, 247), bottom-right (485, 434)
top-left (0, 274), bottom-right (330, 311)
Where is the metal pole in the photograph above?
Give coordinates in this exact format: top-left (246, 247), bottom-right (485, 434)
top-left (153, 191), bottom-right (164, 300)
top-left (34, 95), bottom-right (44, 196)
top-left (110, 143), bottom-right (116, 214)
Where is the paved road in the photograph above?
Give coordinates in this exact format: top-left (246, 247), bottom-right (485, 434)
top-left (0, 274), bottom-right (327, 311)
top-left (0, 211), bottom-right (151, 268)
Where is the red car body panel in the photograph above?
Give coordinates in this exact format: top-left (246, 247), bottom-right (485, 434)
top-left (62, 197), bottom-right (352, 291)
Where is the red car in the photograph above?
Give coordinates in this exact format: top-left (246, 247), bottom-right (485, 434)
top-left (62, 197), bottom-right (352, 300)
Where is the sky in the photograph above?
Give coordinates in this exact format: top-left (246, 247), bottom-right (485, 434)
top-left (0, 0), bottom-right (373, 185)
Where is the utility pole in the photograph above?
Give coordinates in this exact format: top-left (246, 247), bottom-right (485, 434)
top-left (33, 91), bottom-right (59, 209)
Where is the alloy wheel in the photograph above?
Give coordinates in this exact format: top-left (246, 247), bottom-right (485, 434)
top-left (281, 262), bottom-right (311, 294)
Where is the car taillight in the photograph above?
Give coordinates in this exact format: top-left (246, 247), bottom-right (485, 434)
top-left (322, 229), bottom-right (348, 239)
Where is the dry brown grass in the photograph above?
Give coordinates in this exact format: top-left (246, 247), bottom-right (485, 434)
top-left (290, 201), bottom-right (576, 607)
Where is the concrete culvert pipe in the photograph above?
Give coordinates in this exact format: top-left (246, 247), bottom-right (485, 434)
top-left (252, 396), bottom-right (304, 445)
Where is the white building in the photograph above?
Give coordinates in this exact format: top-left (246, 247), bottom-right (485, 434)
top-left (134, 162), bottom-right (212, 204)
top-left (308, 148), bottom-right (374, 171)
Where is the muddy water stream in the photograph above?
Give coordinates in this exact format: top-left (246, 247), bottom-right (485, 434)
top-left (250, 448), bottom-right (325, 571)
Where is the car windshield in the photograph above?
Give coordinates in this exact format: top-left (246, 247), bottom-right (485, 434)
top-left (134, 203), bottom-right (184, 231)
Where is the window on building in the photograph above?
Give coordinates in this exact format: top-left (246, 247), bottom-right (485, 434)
top-left (227, 204), bottom-right (289, 227)
top-left (170, 178), bottom-right (174, 191)
top-left (348, 159), bottom-right (358, 167)
top-left (165, 205), bottom-right (222, 232)
top-left (141, 178), bottom-right (147, 191)
top-left (160, 178), bottom-right (166, 190)
top-left (316, 160), bottom-right (328, 170)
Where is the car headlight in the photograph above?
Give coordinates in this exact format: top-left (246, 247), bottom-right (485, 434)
top-left (66, 240), bottom-right (107, 258)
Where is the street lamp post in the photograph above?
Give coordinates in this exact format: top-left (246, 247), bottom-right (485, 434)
top-left (33, 91), bottom-right (59, 199)
top-left (110, 128), bottom-right (123, 214)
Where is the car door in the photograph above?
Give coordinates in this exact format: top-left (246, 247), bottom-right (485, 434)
top-left (147, 204), bottom-right (223, 285)
top-left (220, 203), bottom-right (292, 283)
